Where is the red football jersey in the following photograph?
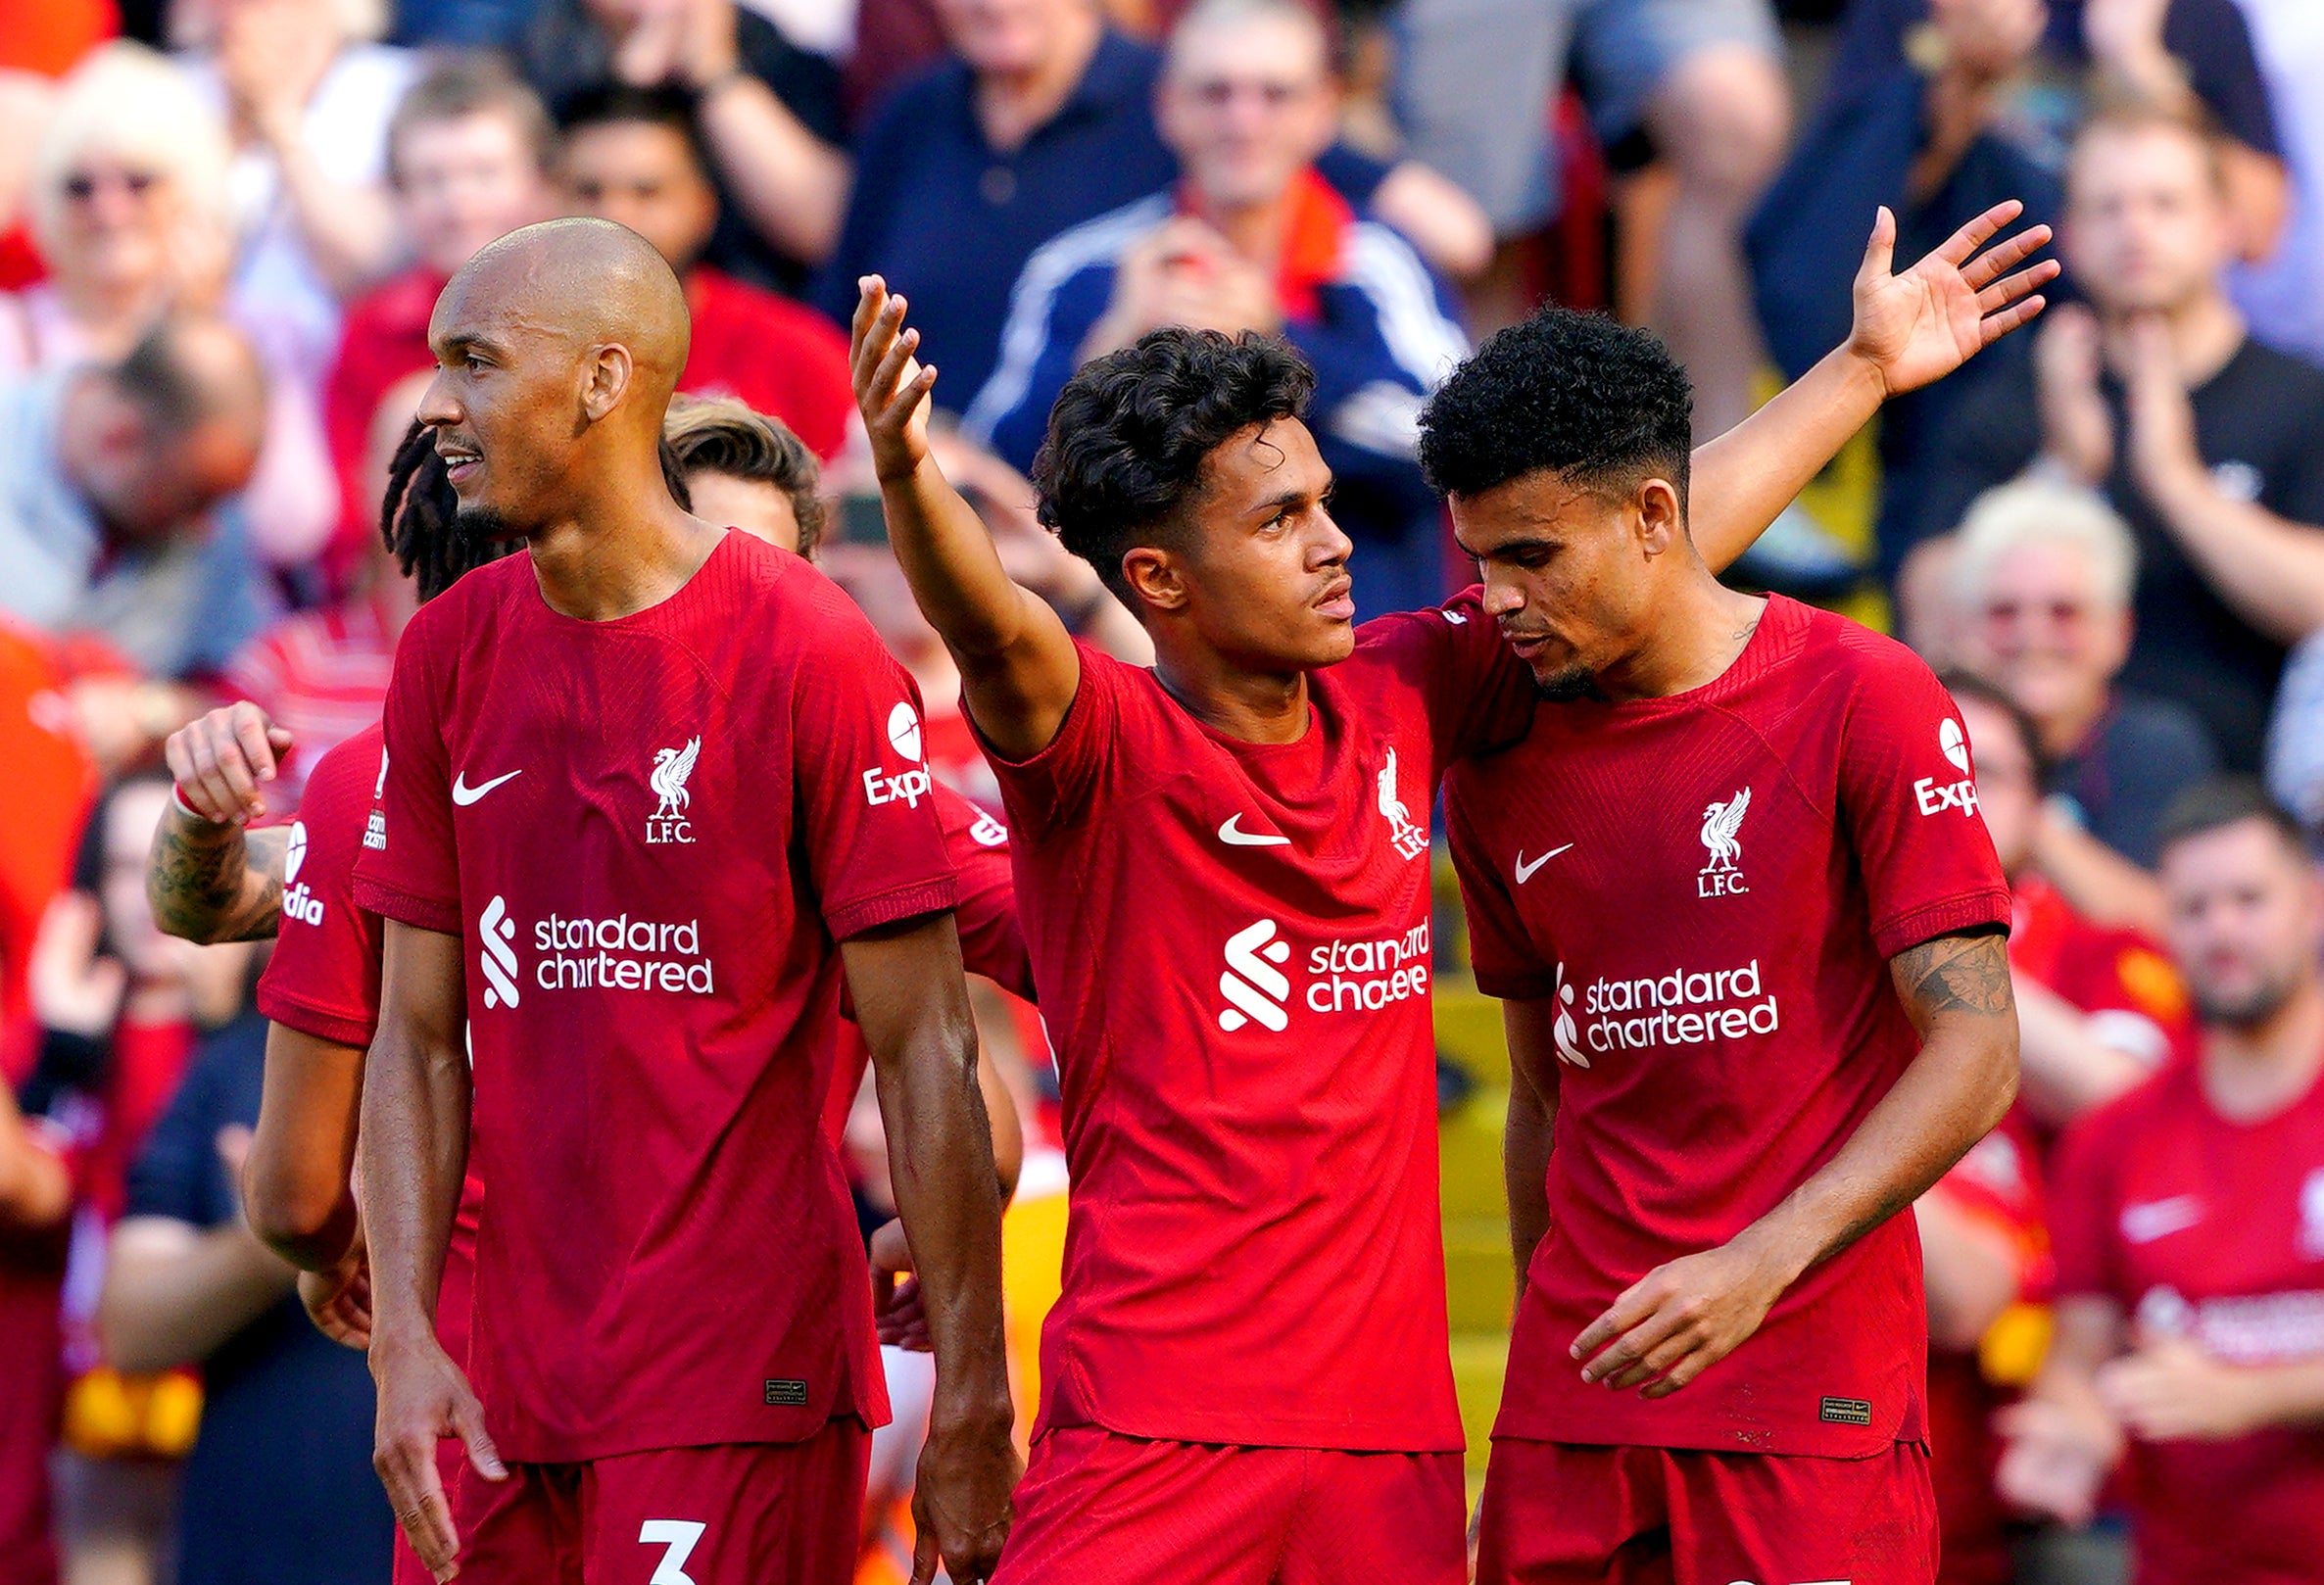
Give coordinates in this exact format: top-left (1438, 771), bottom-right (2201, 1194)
top-left (2010, 876), bottom-right (2194, 1072)
top-left (256, 724), bottom-right (485, 1367)
top-left (2049, 1055), bottom-right (2324, 1583)
top-left (1446, 597), bottom-right (2011, 1457)
top-left (354, 533), bottom-right (957, 1461)
top-left (983, 593), bottom-right (1533, 1453)
top-left (820, 781), bottom-right (1030, 1150)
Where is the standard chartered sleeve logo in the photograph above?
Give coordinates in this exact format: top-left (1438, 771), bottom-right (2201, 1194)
top-left (1217, 919), bottom-right (1292, 1032)
top-left (479, 895), bottom-right (521, 1009)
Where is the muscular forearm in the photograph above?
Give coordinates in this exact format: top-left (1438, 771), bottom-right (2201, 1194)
top-left (358, 1026), bottom-right (468, 1346)
top-left (247, 1027), bottom-right (364, 1270)
top-left (1690, 345), bottom-right (1887, 575)
top-left (148, 810), bottom-right (284, 944)
top-left (697, 75), bottom-right (849, 266)
top-left (2146, 471), bottom-right (2324, 644)
top-left (885, 457), bottom-right (1050, 659)
top-left (873, 1004), bottom-right (1012, 1432)
top-left (101, 1221), bottom-right (295, 1372)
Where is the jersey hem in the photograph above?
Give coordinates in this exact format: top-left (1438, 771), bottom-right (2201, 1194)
top-left (1870, 888), bottom-right (2013, 961)
top-left (825, 875), bottom-right (962, 942)
top-left (350, 875), bottom-right (460, 937)
top-left (254, 984), bottom-right (376, 1048)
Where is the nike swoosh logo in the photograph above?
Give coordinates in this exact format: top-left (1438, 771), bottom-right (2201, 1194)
top-left (1514, 844), bottom-right (1573, 884)
top-left (2120, 1195), bottom-right (2203, 1244)
top-left (452, 769), bottom-right (522, 806)
top-left (1218, 814), bottom-right (1289, 847)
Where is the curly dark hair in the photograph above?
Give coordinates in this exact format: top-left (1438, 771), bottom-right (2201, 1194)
top-left (380, 421), bottom-right (692, 600)
top-left (1418, 309), bottom-right (1693, 509)
top-left (1032, 328), bottom-right (1316, 603)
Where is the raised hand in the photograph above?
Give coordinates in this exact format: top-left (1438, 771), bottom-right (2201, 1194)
top-left (29, 890), bottom-right (126, 1039)
top-left (165, 701), bottom-right (293, 827)
top-left (2034, 303), bottom-right (2113, 484)
top-left (851, 277), bottom-right (937, 485)
top-left (1848, 200), bottom-right (2058, 399)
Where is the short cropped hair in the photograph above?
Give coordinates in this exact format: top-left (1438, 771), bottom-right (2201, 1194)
top-left (1936, 670), bottom-right (2052, 794)
top-left (1033, 328), bottom-right (1317, 604)
top-left (557, 81), bottom-right (714, 182)
top-left (2156, 776), bottom-right (2311, 864)
top-left (1418, 309), bottom-right (1693, 507)
top-left (663, 395), bottom-right (828, 557)
top-left (1950, 475), bottom-right (2138, 613)
top-left (386, 52), bottom-right (557, 187)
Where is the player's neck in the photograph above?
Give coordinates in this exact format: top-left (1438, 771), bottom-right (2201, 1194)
top-left (1152, 642), bottom-right (1310, 744)
top-left (524, 487), bottom-right (723, 622)
top-left (1594, 576), bottom-right (1767, 703)
top-left (2201, 977), bottom-right (2324, 1124)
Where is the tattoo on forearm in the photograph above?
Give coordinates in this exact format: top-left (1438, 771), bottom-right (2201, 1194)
top-left (149, 819), bottom-right (286, 943)
top-left (1894, 930), bottom-right (2014, 1019)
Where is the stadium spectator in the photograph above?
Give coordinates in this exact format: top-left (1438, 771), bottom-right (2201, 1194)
top-left (1951, 480), bottom-right (2215, 942)
top-left (0, 317), bottom-right (272, 680)
top-left (1752, 0), bottom-right (2289, 577)
top-left (322, 54), bottom-right (558, 567)
top-left (1905, 100), bottom-right (2324, 773)
top-left (520, 0), bottom-right (849, 287)
top-left (10, 42), bottom-right (339, 574)
top-left (1392, 0), bottom-right (1789, 436)
top-left (1948, 674), bottom-right (2191, 1128)
top-left (813, 0), bottom-right (1180, 402)
top-left (96, 1003), bottom-right (393, 1585)
top-left (663, 391), bottom-right (830, 552)
top-left (1, 45), bottom-right (234, 372)
top-left (558, 82), bottom-right (855, 458)
top-left (1998, 779), bottom-right (2324, 1583)
top-left (963, 0), bottom-right (1466, 617)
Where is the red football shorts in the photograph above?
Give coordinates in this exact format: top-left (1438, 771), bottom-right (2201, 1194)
top-left (992, 1423), bottom-right (1466, 1585)
top-left (451, 1419), bottom-right (871, 1585)
top-left (1474, 1438), bottom-right (1937, 1585)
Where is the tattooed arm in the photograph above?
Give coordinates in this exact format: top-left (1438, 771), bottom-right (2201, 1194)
top-left (1572, 928), bottom-right (2018, 1396)
top-left (147, 810), bottom-right (287, 945)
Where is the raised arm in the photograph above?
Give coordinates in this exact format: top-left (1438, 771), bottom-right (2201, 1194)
top-left (843, 912), bottom-right (1019, 1585)
top-left (1692, 202), bottom-right (2058, 573)
top-left (152, 704), bottom-right (297, 944)
top-left (360, 922), bottom-right (501, 1579)
top-left (852, 277), bottom-right (1085, 760)
top-left (1574, 929), bottom-right (2018, 1396)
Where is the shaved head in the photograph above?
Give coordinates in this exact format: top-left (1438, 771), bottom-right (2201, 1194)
top-left (417, 216), bottom-right (698, 539)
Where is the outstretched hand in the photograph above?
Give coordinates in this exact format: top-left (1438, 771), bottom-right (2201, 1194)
top-left (1849, 200), bottom-right (2058, 399)
top-left (851, 276), bottom-right (938, 485)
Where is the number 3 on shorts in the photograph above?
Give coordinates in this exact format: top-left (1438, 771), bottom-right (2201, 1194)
top-left (639, 1519), bottom-right (707, 1585)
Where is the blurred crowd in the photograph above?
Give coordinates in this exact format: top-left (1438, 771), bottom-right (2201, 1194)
top-left (1, 1), bottom-right (2322, 1583)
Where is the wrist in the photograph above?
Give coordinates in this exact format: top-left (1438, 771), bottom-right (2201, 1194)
top-left (1828, 337), bottom-right (1897, 408)
top-left (169, 786), bottom-right (239, 836)
top-left (1726, 1215), bottom-right (1817, 1292)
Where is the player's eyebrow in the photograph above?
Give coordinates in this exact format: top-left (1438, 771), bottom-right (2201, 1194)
top-left (1248, 478), bottom-right (1333, 519)
top-left (1457, 532), bottom-right (1561, 559)
top-left (432, 328), bottom-right (508, 363)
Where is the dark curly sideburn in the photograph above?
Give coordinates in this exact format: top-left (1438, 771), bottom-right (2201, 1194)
top-left (1418, 309), bottom-right (1694, 508)
top-left (1033, 328), bottom-right (1316, 604)
top-left (378, 422), bottom-right (695, 602)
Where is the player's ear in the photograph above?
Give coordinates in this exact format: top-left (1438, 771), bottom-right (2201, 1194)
top-left (1635, 478), bottom-right (1683, 557)
top-left (580, 343), bottom-right (633, 424)
top-left (1121, 546), bottom-right (1186, 615)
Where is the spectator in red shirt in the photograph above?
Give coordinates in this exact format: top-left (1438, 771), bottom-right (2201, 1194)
top-left (557, 82), bottom-right (854, 461)
top-left (1999, 779), bottom-right (2324, 1584)
top-left (322, 55), bottom-right (559, 568)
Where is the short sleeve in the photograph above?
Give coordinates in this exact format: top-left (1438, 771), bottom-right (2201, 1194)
top-left (1836, 645), bottom-right (2013, 960)
top-left (974, 639), bottom-right (1130, 841)
top-left (789, 591), bottom-right (959, 941)
top-left (1445, 778), bottom-right (1558, 1001)
top-left (257, 737), bottom-right (385, 1048)
top-left (352, 613), bottom-right (460, 936)
top-left (122, 1056), bottom-right (219, 1227)
top-left (2046, 1103), bottom-right (2126, 1303)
